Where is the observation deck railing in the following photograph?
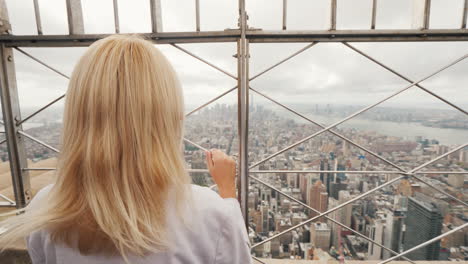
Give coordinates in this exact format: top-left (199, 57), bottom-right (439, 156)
top-left (0, 0), bottom-right (467, 263)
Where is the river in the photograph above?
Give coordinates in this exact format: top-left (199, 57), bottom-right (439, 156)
top-left (284, 113), bottom-right (468, 147)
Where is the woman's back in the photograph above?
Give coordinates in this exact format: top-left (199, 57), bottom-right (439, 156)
top-left (27, 184), bottom-right (251, 264)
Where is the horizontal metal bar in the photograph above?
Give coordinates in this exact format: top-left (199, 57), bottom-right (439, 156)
top-left (378, 222), bottom-right (468, 264)
top-left (171, 44), bottom-right (237, 79)
top-left (250, 170), bottom-right (468, 175)
top-left (248, 53), bottom-right (467, 169)
top-left (22, 167), bottom-right (55, 171)
top-left (0, 202), bottom-right (16, 208)
top-left (187, 169), bottom-right (208, 173)
top-left (247, 29), bottom-right (468, 43)
top-left (2, 29), bottom-right (468, 47)
top-left (249, 174), bottom-right (416, 263)
top-left (0, 31), bottom-right (241, 47)
top-left (343, 42), bottom-right (468, 116)
top-left (0, 208), bottom-right (24, 217)
top-left (18, 131), bottom-right (59, 153)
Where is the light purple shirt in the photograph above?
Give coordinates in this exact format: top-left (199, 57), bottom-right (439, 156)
top-left (26, 184), bottom-right (252, 264)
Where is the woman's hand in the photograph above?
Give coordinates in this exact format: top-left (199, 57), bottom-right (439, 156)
top-left (205, 149), bottom-right (237, 199)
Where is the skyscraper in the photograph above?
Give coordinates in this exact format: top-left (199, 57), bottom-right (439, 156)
top-left (310, 222), bottom-right (331, 251)
top-left (404, 197), bottom-right (443, 260)
top-left (307, 180), bottom-right (328, 222)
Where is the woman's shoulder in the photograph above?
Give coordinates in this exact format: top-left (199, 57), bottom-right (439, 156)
top-left (189, 184), bottom-right (240, 216)
top-left (28, 184), bottom-right (54, 209)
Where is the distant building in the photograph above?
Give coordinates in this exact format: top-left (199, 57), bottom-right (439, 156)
top-left (404, 197), bottom-right (443, 260)
top-left (310, 222), bottom-right (331, 251)
top-left (382, 209), bottom-right (406, 259)
top-left (330, 181), bottom-right (347, 200)
top-left (308, 180), bottom-right (328, 222)
top-left (447, 174), bottom-right (464, 188)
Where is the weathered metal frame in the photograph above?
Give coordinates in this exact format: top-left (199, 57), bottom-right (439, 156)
top-left (0, 0), bottom-right (466, 262)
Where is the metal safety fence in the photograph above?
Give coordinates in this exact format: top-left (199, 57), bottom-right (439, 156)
top-left (0, 0), bottom-right (467, 263)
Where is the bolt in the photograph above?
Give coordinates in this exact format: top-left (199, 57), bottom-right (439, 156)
top-left (7, 55), bottom-right (12, 62)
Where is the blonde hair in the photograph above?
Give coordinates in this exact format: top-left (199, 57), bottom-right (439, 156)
top-left (0, 35), bottom-right (191, 258)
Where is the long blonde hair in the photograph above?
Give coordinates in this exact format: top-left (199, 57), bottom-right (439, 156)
top-left (0, 34), bottom-right (191, 258)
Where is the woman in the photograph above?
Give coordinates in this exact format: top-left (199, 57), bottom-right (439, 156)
top-left (0, 35), bottom-right (252, 264)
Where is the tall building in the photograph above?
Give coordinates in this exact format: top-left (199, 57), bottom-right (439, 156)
top-left (260, 201), bottom-right (270, 234)
top-left (447, 174), bottom-right (464, 188)
top-left (310, 222), bottom-right (331, 251)
top-left (330, 181), bottom-right (347, 200)
top-left (404, 197), bottom-right (443, 260)
top-left (329, 190), bottom-right (353, 248)
top-left (308, 180), bottom-right (328, 222)
top-left (368, 218), bottom-right (385, 260)
top-left (382, 209), bottom-right (406, 259)
top-left (319, 159), bottom-right (333, 194)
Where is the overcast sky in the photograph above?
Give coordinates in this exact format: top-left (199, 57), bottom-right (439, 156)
top-left (4, 0), bottom-right (468, 116)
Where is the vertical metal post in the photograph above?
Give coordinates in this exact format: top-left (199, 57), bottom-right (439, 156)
top-left (195, 0), bottom-right (200, 31)
top-left (0, 1), bottom-right (31, 208)
top-left (65, 0), bottom-right (84, 34)
top-left (462, 0), bottom-right (467, 29)
top-left (33, 0), bottom-right (43, 35)
top-left (282, 0), bottom-right (287, 30)
top-left (113, 0), bottom-right (120, 33)
top-left (330, 0), bottom-right (337, 30)
top-left (371, 0), bottom-right (377, 29)
top-left (237, 0), bottom-right (249, 227)
top-left (423, 0), bottom-right (431, 29)
top-left (412, 0), bottom-right (430, 29)
top-left (150, 0), bottom-right (163, 33)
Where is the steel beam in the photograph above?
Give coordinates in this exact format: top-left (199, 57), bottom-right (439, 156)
top-left (113, 0), bottom-right (120, 33)
top-left (247, 29), bottom-right (468, 43)
top-left (0, 51), bottom-right (31, 206)
top-left (463, 0), bottom-right (468, 29)
top-left (371, 0), bottom-right (377, 29)
top-left (33, 0), bottom-right (43, 35)
top-left (0, 2), bottom-right (31, 208)
top-left (150, 0), bottom-right (163, 33)
top-left (2, 29), bottom-right (468, 47)
top-left (195, 0), bottom-right (200, 32)
top-left (65, 0), bottom-right (85, 35)
top-left (237, 0), bottom-right (249, 228)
